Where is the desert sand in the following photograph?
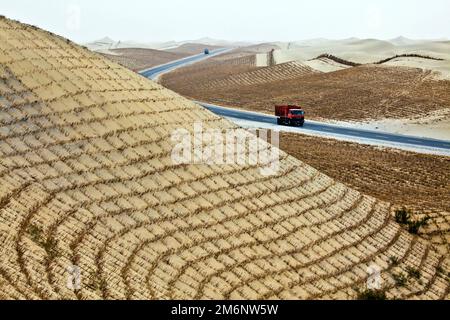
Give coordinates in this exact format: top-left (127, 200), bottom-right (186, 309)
top-left (84, 37), bottom-right (180, 51)
top-left (165, 43), bottom-right (222, 55)
top-left (84, 36), bottom-right (249, 54)
top-left (335, 109), bottom-right (450, 140)
top-left (0, 17), bottom-right (448, 300)
top-left (269, 38), bottom-right (450, 78)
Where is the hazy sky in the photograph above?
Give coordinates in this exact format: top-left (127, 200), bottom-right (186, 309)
top-left (2, 0), bottom-right (450, 43)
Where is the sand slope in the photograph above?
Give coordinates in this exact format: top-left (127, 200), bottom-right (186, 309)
top-left (85, 37), bottom-right (179, 52)
top-left (270, 38), bottom-right (450, 78)
top-left (0, 17), bottom-right (448, 300)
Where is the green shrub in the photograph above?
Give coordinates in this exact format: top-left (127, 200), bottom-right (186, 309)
top-left (28, 225), bottom-right (44, 244)
top-left (394, 208), bottom-right (430, 235)
top-left (43, 237), bottom-right (58, 259)
top-left (389, 256), bottom-right (399, 266)
top-left (393, 273), bottom-right (408, 287)
top-left (87, 271), bottom-right (108, 293)
top-left (395, 208), bottom-right (410, 225)
top-left (27, 225), bottom-right (58, 259)
top-left (356, 288), bottom-right (387, 300)
top-left (407, 217), bottom-right (430, 235)
top-left (406, 267), bottom-right (421, 280)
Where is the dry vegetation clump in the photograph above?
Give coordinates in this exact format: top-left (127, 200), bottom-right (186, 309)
top-left (0, 16), bottom-right (448, 300)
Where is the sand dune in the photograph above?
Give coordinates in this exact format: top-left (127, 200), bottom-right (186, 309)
top-left (269, 38), bottom-right (450, 77)
top-left (303, 58), bottom-right (350, 73)
top-left (0, 16), bottom-right (448, 300)
top-left (84, 37), bottom-right (179, 52)
top-left (85, 37), bottom-right (245, 53)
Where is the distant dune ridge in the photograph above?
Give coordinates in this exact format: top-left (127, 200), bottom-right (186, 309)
top-left (0, 16), bottom-right (449, 300)
top-left (84, 36), bottom-right (250, 53)
top-left (270, 38), bottom-right (450, 79)
top-left (88, 35), bottom-right (450, 79)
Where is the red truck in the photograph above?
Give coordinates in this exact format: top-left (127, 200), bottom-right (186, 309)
top-left (275, 105), bottom-right (305, 127)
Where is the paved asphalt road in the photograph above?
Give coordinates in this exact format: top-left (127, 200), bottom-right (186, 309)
top-left (200, 102), bottom-right (450, 152)
top-left (140, 48), bottom-right (231, 80)
top-left (139, 54), bottom-right (450, 154)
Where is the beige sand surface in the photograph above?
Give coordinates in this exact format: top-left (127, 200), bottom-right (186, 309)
top-left (270, 38), bottom-right (450, 76)
top-left (164, 43), bottom-right (222, 55)
top-left (85, 36), bottom-right (252, 54)
top-left (335, 109), bottom-right (450, 140)
top-left (0, 17), bottom-right (448, 300)
top-left (303, 58), bottom-right (350, 73)
top-left (85, 37), bottom-right (179, 51)
top-left (384, 58), bottom-right (450, 80)
top-left (256, 53), bottom-right (269, 67)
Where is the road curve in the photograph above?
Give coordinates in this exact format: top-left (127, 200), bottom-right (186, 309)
top-left (140, 48), bottom-right (232, 80)
top-left (199, 102), bottom-right (450, 154)
top-left (139, 54), bottom-right (450, 155)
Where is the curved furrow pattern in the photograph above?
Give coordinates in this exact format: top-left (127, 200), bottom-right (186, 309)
top-left (1, 16), bottom-right (448, 300)
top-left (415, 256), bottom-right (448, 300)
top-left (0, 183), bottom-right (55, 299)
top-left (92, 162), bottom-right (300, 297)
top-left (0, 113), bottom-right (224, 178)
top-left (255, 217), bottom-right (399, 300)
top-left (161, 194), bottom-right (372, 299)
top-left (217, 200), bottom-right (388, 299)
top-left (72, 159), bottom-right (306, 298)
top-left (318, 232), bottom-right (417, 300)
top-left (44, 148), bottom-right (285, 295)
top-left (0, 265), bottom-right (35, 299)
top-left (186, 187), bottom-right (361, 299)
top-left (296, 223), bottom-right (403, 300)
top-left (156, 183), bottom-right (350, 299)
top-left (115, 172), bottom-right (331, 300)
top-left (104, 166), bottom-right (321, 299)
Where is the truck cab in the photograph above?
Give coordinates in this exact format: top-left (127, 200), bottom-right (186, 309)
top-left (275, 105), bottom-right (305, 127)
